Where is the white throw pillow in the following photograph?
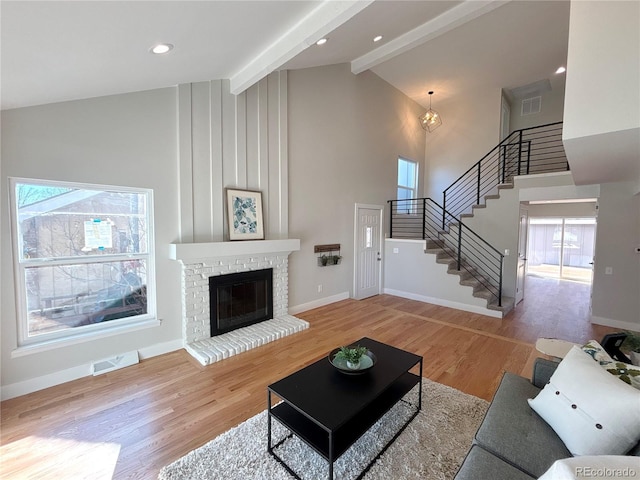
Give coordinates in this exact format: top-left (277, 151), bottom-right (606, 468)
top-left (528, 346), bottom-right (640, 456)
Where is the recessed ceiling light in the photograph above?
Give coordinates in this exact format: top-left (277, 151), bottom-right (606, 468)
top-left (373, 35), bottom-right (383, 42)
top-left (151, 43), bottom-right (174, 55)
top-left (316, 38), bottom-right (328, 46)
top-left (555, 66), bottom-right (566, 74)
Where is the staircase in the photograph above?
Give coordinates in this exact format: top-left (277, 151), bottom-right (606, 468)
top-left (388, 122), bottom-right (568, 315)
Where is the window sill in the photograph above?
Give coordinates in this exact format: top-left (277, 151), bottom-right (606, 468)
top-left (11, 318), bottom-right (161, 358)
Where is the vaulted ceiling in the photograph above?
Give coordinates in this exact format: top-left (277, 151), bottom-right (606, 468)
top-left (1, 0), bottom-right (570, 111)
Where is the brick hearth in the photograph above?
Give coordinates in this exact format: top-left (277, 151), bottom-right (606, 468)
top-left (170, 240), bottom-right (306, 366)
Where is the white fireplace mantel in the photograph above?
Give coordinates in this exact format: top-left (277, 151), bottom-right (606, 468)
top-left (170, 237), bottom-right (305, 365)
top-left (169, 239), bottom-right (300, 262)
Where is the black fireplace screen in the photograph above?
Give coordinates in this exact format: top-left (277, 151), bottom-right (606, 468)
top-left (209, 268), bottom-right (273, 336)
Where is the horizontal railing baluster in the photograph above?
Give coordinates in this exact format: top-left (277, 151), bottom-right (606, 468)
top-left (388, 123), bottom-right (566, 309)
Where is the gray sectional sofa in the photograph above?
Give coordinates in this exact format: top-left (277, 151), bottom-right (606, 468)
top-left (455, 357), bottom-right (640, 479)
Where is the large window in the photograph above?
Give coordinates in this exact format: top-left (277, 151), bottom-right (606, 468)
top-left (10, 178), bottom-right (156, 348)
top-left (397, 157), bottom-right (418, 202)
top-left (527, 217), bottom-right (596, 283)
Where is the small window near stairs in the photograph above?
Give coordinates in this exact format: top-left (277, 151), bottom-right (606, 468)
top-left (397, 157), bottom-right (418, 205)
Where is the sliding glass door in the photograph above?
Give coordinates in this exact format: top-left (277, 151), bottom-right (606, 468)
top-left (527, 217), bottom-right (596, 283)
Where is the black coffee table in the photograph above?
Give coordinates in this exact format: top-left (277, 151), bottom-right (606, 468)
top-left (267, 337), bottom-right (423, 479)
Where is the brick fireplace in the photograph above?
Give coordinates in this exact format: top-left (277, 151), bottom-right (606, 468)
top-left (170, 239), bottom-right (307, 365)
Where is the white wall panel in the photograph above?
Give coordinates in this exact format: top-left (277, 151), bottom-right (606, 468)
top-left (258, 77), bottom-right (270, 196)
top-left (222, 79), bottom-right (238, 195)
top-left (191, 81), bottom-right (215, 242)
top-left (177, 84), bottom-right (194, 243)
top-left (236, 89), bottom-right (248, 190)
top-left (178, 71), bottom-right (288, 243)
top-left (209, 80), bottom-right (225, 242)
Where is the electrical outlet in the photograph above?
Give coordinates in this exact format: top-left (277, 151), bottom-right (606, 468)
top-left (504, 249), bottom-right (510, 256)
top-left (317, 284), bottom-right (323, 293)
top-left (393, 248), bottom-right (399, 254)
top-left (605, 267), bottom-right (613, 275)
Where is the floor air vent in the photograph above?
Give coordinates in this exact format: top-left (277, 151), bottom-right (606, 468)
top-left (91, 351), bottom-right (139, 376)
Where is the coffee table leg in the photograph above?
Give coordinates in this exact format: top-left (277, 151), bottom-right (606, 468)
top-left (418, 358), bottom-right (423, 411)
top-left (328, 432), bottom-right (334, 480)
top-left (267, 390), bottom-right (272, 453)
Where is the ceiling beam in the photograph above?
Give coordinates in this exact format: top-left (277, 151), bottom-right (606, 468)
top-left (351, 0), bottom-right (510, 75)
top-left (230, 0), bottom-right (373, 95)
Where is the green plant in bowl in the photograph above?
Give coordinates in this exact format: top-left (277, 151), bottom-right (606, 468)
top-left (334, 345), bottom-right (368, 370)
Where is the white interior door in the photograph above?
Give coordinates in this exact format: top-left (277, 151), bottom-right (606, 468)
top-left (589, 215), bottom-right (598, 312)
top-left (353, 204), bottom-right (383, 300)
top-left (516, 205), bottom-right (528, 304)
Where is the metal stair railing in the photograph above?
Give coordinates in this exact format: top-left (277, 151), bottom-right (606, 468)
top-left (387, 122), bottom-right (567, 308)
top-left (388, 197), bottom-right (504, 306)
top-left (442, 122), bottom-right (568, 224)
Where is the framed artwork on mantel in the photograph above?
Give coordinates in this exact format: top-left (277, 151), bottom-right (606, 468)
top-left (226, 188), bottom-right (264, 241)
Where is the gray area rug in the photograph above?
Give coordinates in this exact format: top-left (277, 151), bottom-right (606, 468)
top-left (158, 379), bottom-right (488, 480)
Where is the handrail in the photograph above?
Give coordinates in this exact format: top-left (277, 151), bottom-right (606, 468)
top-left (388, 197), bottom-right (504, 306)
top-left (426, 198), bottom-right (503, 258)
top-left (387, 122), bottom-right (568, 309)
top-left (443, 128), bottom-right (520, 196)
top-left (443, 122), bottom-right (567, 220)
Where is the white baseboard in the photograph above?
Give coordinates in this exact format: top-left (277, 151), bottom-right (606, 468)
top-left (138, 339), bottom-right (184, 359)
top-left (1, 339), bottom-right (183, 401)
top-left (591, 316), bottom-right (640, 331)
top-left (288, 292), bottom-right (350, 315)
top-left (384, 288), bottom-right (503, 318)
top-left (1, 363), bottom-right (91, 401)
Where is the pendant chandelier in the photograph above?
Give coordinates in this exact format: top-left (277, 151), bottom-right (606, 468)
top-left (419, 91), bottom-right (442, 132)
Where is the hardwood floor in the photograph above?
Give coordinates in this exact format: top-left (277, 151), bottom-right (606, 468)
top-left (1, 285), bottom-right (620, 479)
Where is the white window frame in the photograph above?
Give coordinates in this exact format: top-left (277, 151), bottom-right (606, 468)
top-left (9, 177), bottom-right (157, 352)
top-left (397, 157), bottom-right (419, 214)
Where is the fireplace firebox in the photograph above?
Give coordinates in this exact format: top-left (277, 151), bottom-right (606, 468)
top-left (209, 268), bottom-right (273, 336)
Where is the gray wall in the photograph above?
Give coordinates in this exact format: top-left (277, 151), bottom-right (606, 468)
top-left (384, 239), bottom-right (495, 316)
top-left (562, 0), bottom-right (640, 187)
top-left (591, 181), bottom-right (640, 329)
top-left (508, 76), bottom-right (566, 132)
top-left (0, 65), bottom-right (425, 395)
top-left (287, 64), bottom-right (426, 309)
top-left (526, 201), bottom-right (596, 218)
top-left (424, 88), bottom-right (502, 202)
top-left (0, 74), bottom-right (289, 394)
top-left (1, 88), bottom-right (183, 389)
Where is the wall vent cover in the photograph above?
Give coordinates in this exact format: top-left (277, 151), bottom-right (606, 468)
top-left (521, 96), bottom-right (542, 116)
top-left (91, 350), bottom-right (139, 375)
